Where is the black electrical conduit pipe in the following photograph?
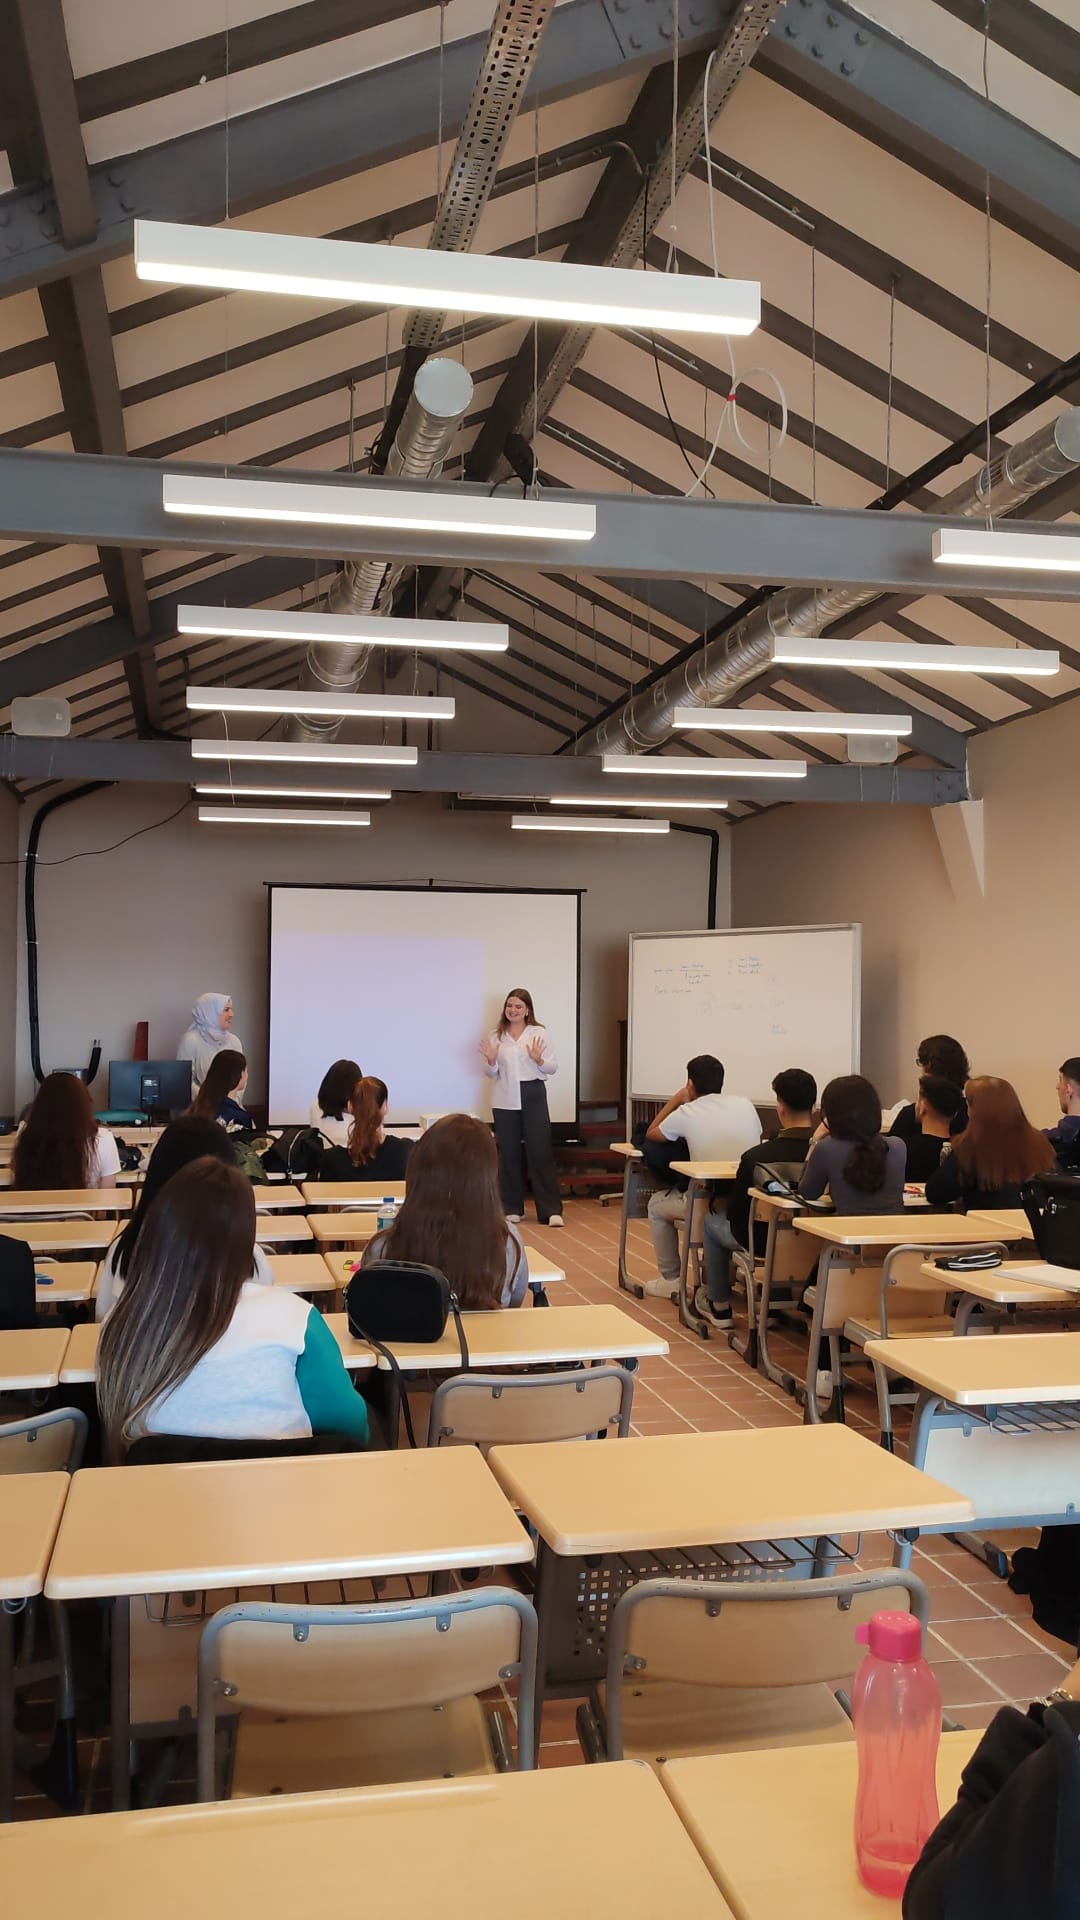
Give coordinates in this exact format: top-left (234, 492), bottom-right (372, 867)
top-left (25, 782), bottom-right (110, 1084)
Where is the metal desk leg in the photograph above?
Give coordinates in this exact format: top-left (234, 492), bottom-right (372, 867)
top-left (679, 1179), bottom-right (711, 1339)
top-left (109, 1595), bottom-right (132, 1810)
top-left (531, 1540), bottom-right (560, 1765)
top-left (529, 1284), bottom-right (550, 1309)
top-left (906, 1390), bottom-right (1009, 1578)
top-left (617, 1161), bottom-right (642, 1297)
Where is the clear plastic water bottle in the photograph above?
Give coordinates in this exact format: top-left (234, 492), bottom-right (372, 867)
top-left (376, 1199), bottom-right (397, 1232)
top-left (851, 1609), bottom-right (941, 1898)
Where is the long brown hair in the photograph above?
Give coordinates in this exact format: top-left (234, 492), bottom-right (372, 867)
top-left (188, 1050), bottom-right (246, 1123)
top-left (347, 1076), bottom-right (388, 1167)
top-left (821, 1075), bottom-right (889, 1193)
top-left (97, 1159), bottom-right (256, 1456)
top-left (496, 987), bottom-right (542, 1037)
top-left (13, 1072), bottom-right (99, 1190)
top-left (952, 1077), bottom-right (1055, 1191)
top-left (376, 1115), bottom-right (511, 1309)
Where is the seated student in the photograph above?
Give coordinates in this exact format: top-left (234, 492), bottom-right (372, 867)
top-left (310, 1059), bottom-right (363, 1149)
top-left (799, 1075), bottom-right (906, 1214)
top-left (925, 1076), bottom-right (1055, 1212)
top-left (643, 1055), bottom-right (762, 1300)
top-left (96, 1158), bottom-right (368, 1455)
top-left (96, 1117), bottom-right (272, 1321)
top-left (890, 1035), bottom-right (970, 1146)
top-left (187, 1050), bottom-right (252, 1131)
top-left (696, 1067), bottom-right (817, 1331)
top-left (903, 1075), bottom-right (965, 1184)
top-left (318, 1076), bottom-right (413, 1184)
top-left (361, 1114), bottom-right (528, 1309)
top-left (1046, 1057), bottom-right (1080, 1167)
top-left (12, 1070), bottom-right (121, 1190)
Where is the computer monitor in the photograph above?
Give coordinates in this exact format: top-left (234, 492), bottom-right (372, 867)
top-left (108, 1060), bottom-right (192, 1118)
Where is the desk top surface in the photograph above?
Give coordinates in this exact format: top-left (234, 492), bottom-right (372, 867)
top-left (327, 1301), bottom-right (669, 1373)
top-left (0, 1187), bottom-right (132, 1214)
top-left (318, 1244), bottom-right (566, 1286)
top-left (2, 1760), bottom-right (733, 1919)
top-left (251, 1184), bottom-right (304, 1209)
top-left (918, 1257), bottom-right (1078, 1306)
top-left (488, 1423), bottom-right (973, 1555)
top-left (300, 1181), bottom-right (407, 1205)
top-left (0, 1216), bottom-right (120, 1249)
top-left (0, 1325), bottom-right (71, 1389)
top-left (0, 1472), bottom-right (70, 1601)
top-left (661, 1734), bottom-right (978, 1920)
top-left (867, 1330), bottom-right (1080, 1405)
top-left (44, 1448), bottom-right (533, 1600)
top-left (611, 1141), bottom-right (643, 1160)
top-left (254, 1215), bottom-right (314, 1244)
top-left (795, 1213), bottom-right (1023, 1248)
top-left (35, 1259), bottom-right (98, 1303)
top-left (966, 1209), bottom-right (1036, 1236)
top-left (669, 1161), bottom-right (740, 1181)
top-left (268, 1252), bottom-right (338, 1291)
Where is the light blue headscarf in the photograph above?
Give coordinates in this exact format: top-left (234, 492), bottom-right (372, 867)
top-left (177, 991), bottom-right (243, 1089)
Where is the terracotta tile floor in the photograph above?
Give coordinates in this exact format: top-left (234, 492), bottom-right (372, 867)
top-left (12, 1196), bottom-right (1073, 1812)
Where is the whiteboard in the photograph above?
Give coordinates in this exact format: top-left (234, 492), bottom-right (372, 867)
top-left (629, 925), bottom-right (860, 1104)
top-left (267, 885), bottom-right (579, 1125)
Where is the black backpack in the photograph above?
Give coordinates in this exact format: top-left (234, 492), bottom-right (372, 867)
top-left (0, 1233), bottom-right (35, 1330)
top-left (1020, 1174), bottom-right (1080, 1270)
top-left (345, 1259), bottom-right (469, 1448)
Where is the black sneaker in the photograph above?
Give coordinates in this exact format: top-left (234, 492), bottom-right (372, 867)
top-left (692, 1289), bottom-right (734, 1331)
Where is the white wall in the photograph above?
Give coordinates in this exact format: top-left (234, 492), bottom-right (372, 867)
top-left (12, 785), bottom-right (730, 1111)
top-left (732, 700), bottom-right (1079, 1124)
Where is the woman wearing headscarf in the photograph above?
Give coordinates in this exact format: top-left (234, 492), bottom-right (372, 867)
top-left (176, 992), bottom-right (243, 1091)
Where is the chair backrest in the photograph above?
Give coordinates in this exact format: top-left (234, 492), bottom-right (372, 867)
top-left (879, 1241), bottom-right (1007, 1327)
top-left (427, 1365), bottom-right (634, 1449)
top-left (0, 1405), bottom-right (88, 1474)
top-left (124, 1432), bottom-right (366, 1466)
top-left (196, 1587), bottom-right (538, 1797)
top-left (604, 1569), bottom-right (929, 1760)
top-left (764, 1212), bottom-right (822, 1290)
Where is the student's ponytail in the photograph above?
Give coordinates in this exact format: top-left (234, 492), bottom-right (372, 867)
top-left (820, 1075), bottom-right (889, 1195)
top-left (348, 1076), bottom-right (388, 1168)
top-left (844, 1136), bottom-right (889, 1193)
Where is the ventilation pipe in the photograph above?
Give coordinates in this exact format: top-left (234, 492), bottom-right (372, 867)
top-left (581, 405), bottom-right (1080, 757)
top-left (288, 356), bottom-right (474, 742)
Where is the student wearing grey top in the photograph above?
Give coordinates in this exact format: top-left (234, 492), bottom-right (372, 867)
top-left (799, 1075), bottom-right (907, 1214)
top-left (359, 1113), bottom-right (529, 1310)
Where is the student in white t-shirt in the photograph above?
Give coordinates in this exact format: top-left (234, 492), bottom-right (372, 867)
top-left (643, 1055), bottom-right (761, 1300)
top-left (12, 1071), bottom-right (121, 1192)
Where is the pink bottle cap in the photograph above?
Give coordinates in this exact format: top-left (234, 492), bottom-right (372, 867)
top-left (854, 1610), bottom-right (923, 1660)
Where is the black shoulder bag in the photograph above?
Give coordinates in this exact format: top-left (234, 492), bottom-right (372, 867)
top-left (344, 1259), bottom-right (469, 1448)
top-left (1020, 1174), bottom-right (1080, 1270)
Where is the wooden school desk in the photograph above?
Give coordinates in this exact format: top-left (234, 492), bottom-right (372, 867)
top-left (318, 1242), bottom-right (566, 1305)
top-left (2, 1760), bottom-right (734, 1920)
top-left (300, 1180), bottom-right (407, 1207)
top-left (267, 1252), bottom-right (338, 1297)
top-left (488, 1424), bottom-right (972, 1742)
top-left (0, 1472), bottom-right (70, 1820)
top-left (669, 1159), bottom-right (740, 1339)
top-left (967, 1208), bottom-right (1036, 1239)
top-left (0, 1188), bottom-right (133, 1218)
top-left (34, 1261), bottom-right (98, 1309)
top-left (306, 1211), bottom-right (380, 1248)
top-left (612, 1139), bottom-right (660, 1299)
top-left (661, 1734), bottom-right (980, 1920)
top-left (254, 1214), bottom-right (313, 1247)
top-left (917, 1256), bottom-right (1080, 1328)
top-left (0, 1327), bottom-right (70, 1390)
top-left (867, 1330), bottom-right (1080, 1571)
top-left (0, 1217), bottom-right (120, 1256)
top-left (45, 1449), bottom-right (532, 1807)
top-left (250, 1184), bottom-right (304, 1211)
top-left (792, 1214), bottom-right (1024, 1424)
top-left (327, 1300), bottom-right (669, 1374)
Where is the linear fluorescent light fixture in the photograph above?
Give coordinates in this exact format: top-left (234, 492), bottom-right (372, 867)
top-left (770, 633), bottom-right (1060, 677)
top-left (512, 814), bottom-right (669, 834)
top-left (161, 473), bottom-right (595, 542)
top-left (194, 785), bottom-right (392, 801)
top-left (932, 527), bottom-right (1080, 574)
top-left (189, 738), bottom-right (418, 766)
top-left (550, 795), bottom-right (728, 810)
top-left (177, 605), bottom-right (510, 651)
top-left (186, 686), bottom-right (454, 721)
top-left (135, 219), bottom-right (760, 337)
top-left (199, 807), bottom-right (371, 827)
top-left (601, 753), bottom-right (807, 780)
top-left (673, 705), bottom-right (913, 738)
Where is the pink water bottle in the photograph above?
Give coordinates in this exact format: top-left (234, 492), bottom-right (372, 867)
top-left (851, 1610), bottom-right (941, 1898)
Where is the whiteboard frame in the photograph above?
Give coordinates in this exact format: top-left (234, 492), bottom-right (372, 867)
top-left (627, 923), bottom-right (862, 1113)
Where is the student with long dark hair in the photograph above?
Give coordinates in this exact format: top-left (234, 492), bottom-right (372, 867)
top-left (799, 1074), bottom-right (906, 1213)
top-left (479, 987), bottom-right (563, 1227)
top-left (361, 1114), bottom-right (528, 1310)
top-left (891, 1035), bottom-right (970, 1147)
top-left (97, 1159), bottom-right (368, 1456)
top-left (318, 1076), bottom-right (412, 1184)
top-left (95, 1117), bottom-right (270, 1320)
top-left (310, 1059), bottom-right (363, 1149)
top-left (187, 1050), bottom-right (251, 1129)
top-left (12, 1071), bottom-right (120, 1190)
top-left (926, 1076), bottom-right (1055, 1212)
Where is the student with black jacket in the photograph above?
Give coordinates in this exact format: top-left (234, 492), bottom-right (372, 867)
top-left (695, 1067), bottom-right (817, 1332)
top-left (925, 1076), bottom-right (1054, 1212)
top-left (891, 1035), bottom-right (970, 1150)
top-left (903, 1076), bottom-right (965, 1184)
top-left (317, 1075), bottom-right (413, 1185)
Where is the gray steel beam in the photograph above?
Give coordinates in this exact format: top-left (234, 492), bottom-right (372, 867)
top-left (4, 448), bottom-right (1080, 597)
top-left (0, 0), bottom-right (746, 296)
top-left (762, 0), bottom-right (1080, 270)
top-left (0, 734), bottom-right (967, 803)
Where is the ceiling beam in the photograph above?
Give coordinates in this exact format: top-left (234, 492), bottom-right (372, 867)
top-left (5, 448), bottom-right (1079, 596)
top-left (760, 0), bottom-right (1080, 271)
top-left (0, 0), bottom-right (747, 296)
top-left (0, 735), bottom-right (968, 804)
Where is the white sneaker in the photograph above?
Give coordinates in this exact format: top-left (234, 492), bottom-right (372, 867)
top-left (816, 1369), bottom-right (834, 1401)
top-left (506, 1213), bottom-right (523, 1224)
top-left (547, 1214), bottom-right (564, 1227)
top-left (643, 1277), bottom-right (679, 1299)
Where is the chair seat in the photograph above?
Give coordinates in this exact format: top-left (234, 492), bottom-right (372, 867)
top-left (602, 1678), bottom-right (852, 1765)
top-left (845, 1313), bottom-right (955, 1344)
top-left (230, 1697), bottom-right (497, 1797)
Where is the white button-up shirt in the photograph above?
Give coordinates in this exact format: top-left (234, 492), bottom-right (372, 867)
top-left (484, 1025), bottom-right (559, 1112)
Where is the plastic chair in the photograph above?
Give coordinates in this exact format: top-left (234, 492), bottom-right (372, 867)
top-left (0, 1405), bottom-right (87, 1474)
top-left (844, 1241), bottom-right (1007, 1445)
top-left (577, 1568), bottom-right (929, 1766)
top-left (196, 1586), bottom-right (538, 1801)
top-left (426, 1365), bottom-right (635, 1450)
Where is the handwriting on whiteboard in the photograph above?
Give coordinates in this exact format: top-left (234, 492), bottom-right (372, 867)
top-left (648, 957), bottom-right (788, 1035)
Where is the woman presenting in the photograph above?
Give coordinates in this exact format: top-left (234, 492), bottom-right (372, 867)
top-left (480, 988), bottom-right (563, 1228)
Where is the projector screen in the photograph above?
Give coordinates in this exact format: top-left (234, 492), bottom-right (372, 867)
top-left (267, 885), bottom-right (580, 1125)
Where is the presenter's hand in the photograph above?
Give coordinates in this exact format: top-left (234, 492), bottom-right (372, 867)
top-left (526, 1035), bottom-right (545, 1065)
top-left (479, 1039), bottom-right (499, 1066)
